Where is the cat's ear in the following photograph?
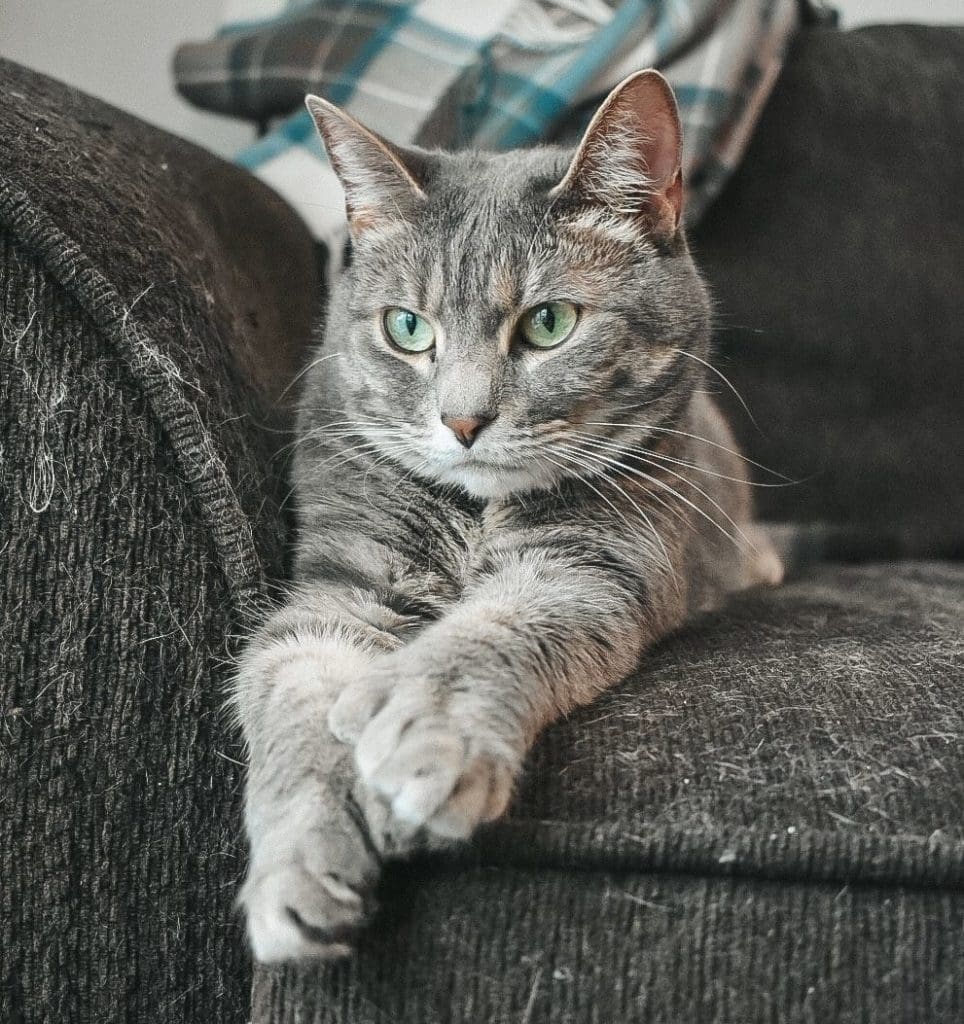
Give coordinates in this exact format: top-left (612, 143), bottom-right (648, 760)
top-left (305, 95), bottom-right (426, 236)
top-left (551, 70), bottom-right (683, 238)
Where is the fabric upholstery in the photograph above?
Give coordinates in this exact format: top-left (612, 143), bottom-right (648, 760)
top-left (694, 25), bottom-right (964, 558)
top-left (254, 561), bottom-right (964, 1023)
top-left (0, 59), bottom-right (317, 1023)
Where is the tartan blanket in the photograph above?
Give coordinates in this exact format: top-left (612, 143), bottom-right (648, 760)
top-left (174, 1), bottom-right (799, 266)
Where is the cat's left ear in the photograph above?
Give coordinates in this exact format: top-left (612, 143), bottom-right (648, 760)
top-left (305, 94), bottom-right (426, 237)
top-left (551, 70), bottom-right (683, 238)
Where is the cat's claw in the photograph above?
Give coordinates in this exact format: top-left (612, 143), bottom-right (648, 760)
top-left (351, 690), bottom-right (518, 840)
top-left (240, 821), bottom-right (377, 963)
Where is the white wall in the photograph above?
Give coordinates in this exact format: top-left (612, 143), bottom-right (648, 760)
top-left (1, 1), bottom-right (960, 160)
top-left (0, 0), bottom-right (253, 157)
top-left (838, 1), bottom-right (963, 25)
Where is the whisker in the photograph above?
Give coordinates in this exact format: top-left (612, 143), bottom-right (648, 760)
top-left (360, 443), bottom-right (422, 505)
top-left (555, 442), bottom-right (687, 535)
top-left (549, 446), bottom-right (678, 584)
top-left (568, 430), bottom-right (794, 489)
top-left (672, 349), bottom-right (761, 432)
top-left (277, 351), bottom-right (342, 402)
top-left (315, 437), bottom-right (413, 473)
top-left (559, 439), bottom-right (751, 555)
top-left (583, 422), bottom-right (793, 482)
top-left (544, 449), bottom-right (649, 537)
top-left (612, 445), bottom-right (755, 553)
top-left (594, 396), bottom-right (661, 417)
top-left (542, 449), bottom-right (662, 546)
top-left (387, 455), bottom-right (431, 498)
top-left (278, 421), bottom-right (413, 456)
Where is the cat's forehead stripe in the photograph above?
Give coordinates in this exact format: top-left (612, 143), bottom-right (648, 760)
top-left (488, 262), bottom-right (520, 313)
top-left (423, 255), bottom-right (445, 311)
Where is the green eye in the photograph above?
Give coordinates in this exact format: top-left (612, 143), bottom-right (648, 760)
top-left (519, 300), bottom-right (578, 349)
top-left (383, 307), bottom-right (435, 353)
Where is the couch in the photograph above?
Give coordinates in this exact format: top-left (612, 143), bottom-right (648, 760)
top-left (1, 22), bottom-right (961, 1024)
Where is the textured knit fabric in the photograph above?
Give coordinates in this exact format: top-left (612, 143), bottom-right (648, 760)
top-left (693, 24), bottom-right (964, 558)
top-left (253, 561), bottom-right (964, 1023)
top-left (0, 59), bottom-right (317, 1023)
top-left (173, 0), bottom-right (798, 258)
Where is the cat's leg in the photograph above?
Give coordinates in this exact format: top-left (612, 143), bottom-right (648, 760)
top-left (331, 533), bottom-right (680, 843)
top-left (236, 586), bottom-right (410, 962)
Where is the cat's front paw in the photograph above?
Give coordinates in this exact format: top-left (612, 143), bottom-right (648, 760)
top-left (342, 683), bottom-right (520, 841)
top-left (240, 812), bottom-right (378, 963)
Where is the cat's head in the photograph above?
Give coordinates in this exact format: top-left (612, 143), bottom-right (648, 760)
top-left (304, 71), bottom-right (710, 499)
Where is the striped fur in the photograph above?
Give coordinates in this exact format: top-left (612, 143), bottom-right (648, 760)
top-left (237, 72), bottom-right (782, 962)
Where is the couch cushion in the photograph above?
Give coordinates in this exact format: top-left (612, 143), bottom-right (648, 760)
top-left (505, 561), bottom-right (963, 885)
top-left (254, 560), bottom-right (964, 1022)
top-left (693, 25), bottom-right (964, 558)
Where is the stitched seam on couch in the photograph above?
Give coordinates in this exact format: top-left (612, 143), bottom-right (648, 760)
top-left (451, 821), bottom-right (964, 891)
top-left (0, 179), bottom-right (268, 628)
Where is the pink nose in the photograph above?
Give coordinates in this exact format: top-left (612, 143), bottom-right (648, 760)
top-left (441, 413), bottom-right (494, 449)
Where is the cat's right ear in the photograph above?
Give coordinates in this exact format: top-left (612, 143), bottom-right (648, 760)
top-left (305, 95), bottom-right (426, 237)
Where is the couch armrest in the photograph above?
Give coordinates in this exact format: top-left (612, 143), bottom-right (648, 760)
top-left (1, 57), bottom-right (318, 408)
top-left (0, 55), bottom-right (321, 600)
top-left (0, 59), bottom-right (317, 1023)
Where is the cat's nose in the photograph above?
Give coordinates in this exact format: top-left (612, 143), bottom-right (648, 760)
top-left (441, 412), bottom-right (495, 449)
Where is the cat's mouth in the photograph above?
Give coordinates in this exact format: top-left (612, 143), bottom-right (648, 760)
top-left (452, 452), bottom-right (531, 472)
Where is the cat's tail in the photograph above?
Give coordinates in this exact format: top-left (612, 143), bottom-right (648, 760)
top-left (757, 522), bottom-right (829, 582)
top-left (755, 521), bottom-right (954, 580)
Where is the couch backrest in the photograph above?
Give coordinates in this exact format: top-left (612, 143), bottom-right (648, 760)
top-left (694, 25), bottom-right (964, 558)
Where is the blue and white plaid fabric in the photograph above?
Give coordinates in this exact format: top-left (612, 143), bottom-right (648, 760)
top-left (175, 1), bottom-right (798, 266)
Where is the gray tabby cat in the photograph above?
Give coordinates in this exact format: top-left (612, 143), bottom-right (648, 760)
top-left (237, 70), bottom-right (782, 962)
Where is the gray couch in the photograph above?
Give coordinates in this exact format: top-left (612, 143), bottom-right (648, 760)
top-left (1, 23), bottom-right (961, 1024)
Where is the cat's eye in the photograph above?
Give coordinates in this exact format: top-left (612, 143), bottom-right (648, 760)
top-left (383, 307), bottom-right (435, 353)
top-left (519, 301), bottom-right (579, 349)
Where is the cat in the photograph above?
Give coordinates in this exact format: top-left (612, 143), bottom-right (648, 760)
top-left (236, 69), bottom-right (782, 962)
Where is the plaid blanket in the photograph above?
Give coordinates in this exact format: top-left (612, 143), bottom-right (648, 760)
top-left (175, 1), bottom-right (799, 266)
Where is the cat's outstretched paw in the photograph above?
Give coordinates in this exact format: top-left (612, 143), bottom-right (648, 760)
top-left (240, 817), bottom-right (378, 963)
top-left (347, 687), bottom-right (519, 841)
top-left (328, 671), bottom-right (392, 745)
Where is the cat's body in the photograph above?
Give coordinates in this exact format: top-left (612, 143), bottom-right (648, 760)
top-left (237, 72), bottom-right (781, 962)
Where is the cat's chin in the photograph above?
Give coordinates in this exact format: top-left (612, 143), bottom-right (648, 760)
top-left (430, 459), bottom-right (563, 500)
